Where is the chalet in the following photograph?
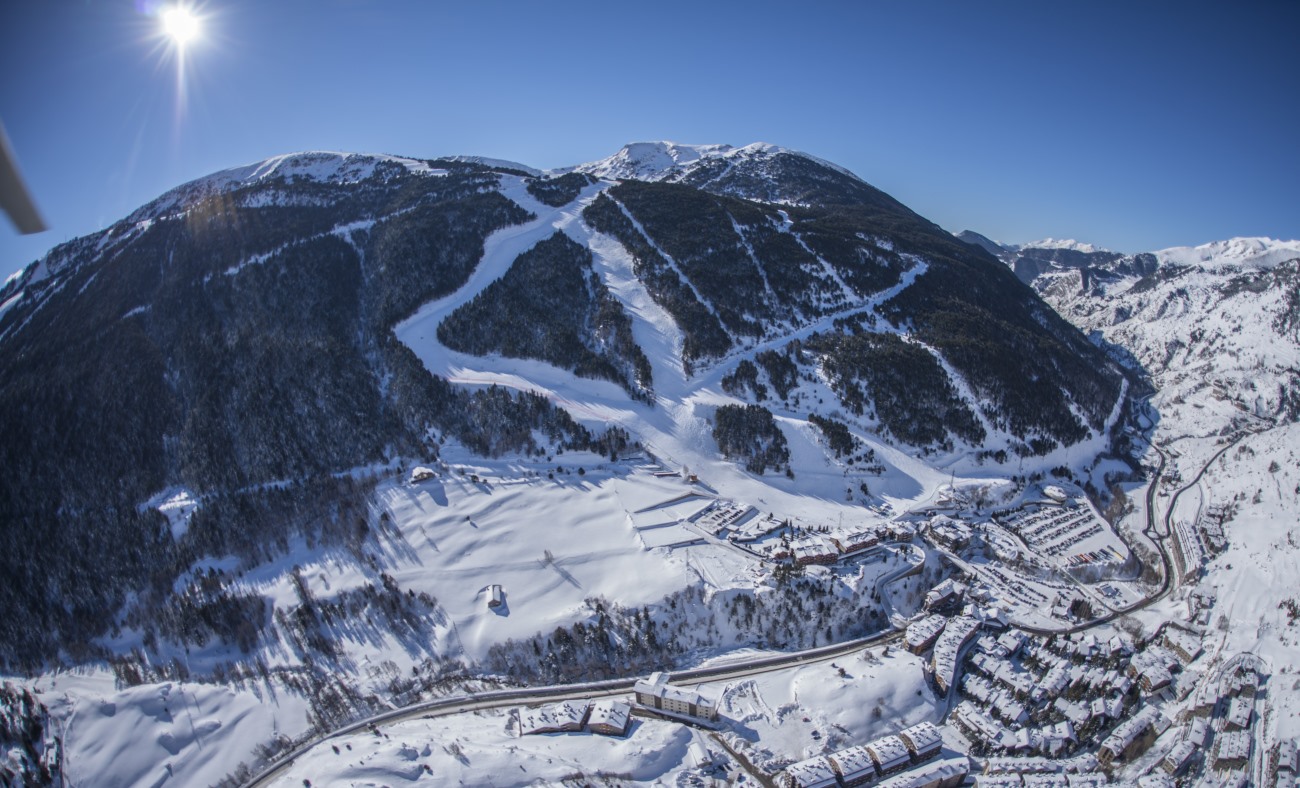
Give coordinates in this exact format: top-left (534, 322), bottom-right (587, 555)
top-left (924, 578), bottom-right (966, 613)
top-left (1160, 626), bottom-right (1204, 666)
top-left (1054, 697), bottom-right (1090, 728)
top-left (1168, 667), bottom-right (1200, 701)
top-left (1226, 666), bottom-right (1259, 698)
top-left (1127, 659), bottom-right (1172, 693)
top-left (1034, 721), bottom-right (1075, 757)
top-left (865, 735), bottom-right (912, 777)
top-left (962, 674), bottom-right (998, 704)
top-left (998, 727), bottom-right (1033, 754)
top-left (992, 696), bottom-right (1029, 727)
top-left (1089, 696), bottom-right (1124, 723)
top-left (1224, 696), bottom-right (1252, 731)
top-left (1185, 717), bottom-right (1208, 747)
top-left (791, 536), bottom-right (838, 566)
top-left (1098, 706), bottom-right (1159, 765)
top-left (828, 744), bottom-right (878, 788)
top-left (836, 527), bottom-right (880, 555)
top-left (1214, 729), bottom-right (1251, 770)
top-left (1277, 737), bottom-right (1297, 782)
top-left (883, 521), bottom-right (916, 543)
top-left (989, 663), bottom-right (1035, 700)
top-left (517, 700), bottom-right (591, 735)
top-left (488, 584), bottom-right (504, 608)
top-left (952, 701), bottom-right (1008, 746)
top-left (1035, 661), bottom-right (1071, 700)
top-left (927, 515), bottom-right (972, 551)
top-left (996, 630), bottom-right (1027, 657)
top-left (1161, 740), bottom-right (1197, 776)
top-left (633, 672), bottom-right (718, 722)
top-left (905, 614), bottom-right (948, 654)
top-left (899, 721), bottom-right (944, 763)
top-left (409, 466), bottom-right (436, 483)
top-left (586, 700), bottom-right (631, 736)
top-left (781, 756), bottom-right (838, 788)
top-left (931, 616), bottom-right (981, 693)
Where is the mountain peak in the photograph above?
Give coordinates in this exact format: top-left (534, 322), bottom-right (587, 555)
top-left (571, 141), bottom-right (736, 180)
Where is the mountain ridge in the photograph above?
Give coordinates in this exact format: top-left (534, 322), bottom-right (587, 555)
top-left (0, 141), bottom-right (1128, 669)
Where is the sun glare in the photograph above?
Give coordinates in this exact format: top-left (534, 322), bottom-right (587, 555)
top-left (162, 7), bottom-right (200, 46)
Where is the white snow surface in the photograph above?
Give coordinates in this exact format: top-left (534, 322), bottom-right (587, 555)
top-left (1154, 236), bottom-right (1300, 271)
top-left (140, 486), bottom-right (201, 541)
top-left (442, 154), bottom-right (542, 176)
top-left (569, 140), bottom-right (864, 184)
top-left (125, 151), bottom-right (443, 224)
top-left (30, 671), bottom-right (310, 788)
top-left (1021, 238), bottom-right (1107, 254)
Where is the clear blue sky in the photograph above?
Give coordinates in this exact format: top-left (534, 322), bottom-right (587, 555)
top-left (3, 0), bottom-right (1298, 274)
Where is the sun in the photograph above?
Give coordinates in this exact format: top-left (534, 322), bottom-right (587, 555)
top-left (162, 6), bottom-right (200, 46)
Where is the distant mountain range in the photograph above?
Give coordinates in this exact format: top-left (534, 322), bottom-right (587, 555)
top-left (961, 231), bottom-right (1300, 431)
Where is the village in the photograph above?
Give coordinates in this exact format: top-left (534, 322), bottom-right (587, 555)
top-left (389, 458), bottom-right (1295, 786)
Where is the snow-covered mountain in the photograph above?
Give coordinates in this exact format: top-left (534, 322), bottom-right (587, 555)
top-left (0, 143), bottom-right (1149, 785)
top-left (990, 235), bottom-right (1300, 431)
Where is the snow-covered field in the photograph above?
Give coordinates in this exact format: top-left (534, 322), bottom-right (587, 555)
top-left (26, 671), bottom-right (310, 788)
top-left (261, 642), bottom-right (938, 787)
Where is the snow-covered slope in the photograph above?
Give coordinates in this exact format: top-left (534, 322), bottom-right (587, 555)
top-left (571, 140), bottom-right (864, 191)
top-left (1154, 236), bottom-right (1300, 271)
top-left (569, 141), bottom-right (738, 180)
top-left (0, 142), bottom-right (1141, 785)
top-left (1032, 237), bottom-right (1300, 431)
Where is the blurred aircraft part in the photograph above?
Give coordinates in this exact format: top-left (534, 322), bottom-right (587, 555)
top-left (0, 121), bottom-right (47, 235)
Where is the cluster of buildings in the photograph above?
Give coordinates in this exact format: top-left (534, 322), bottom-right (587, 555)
top-left (929, 616), bottom-right (982, 694)
top-left (516, 698), bottom-right (632, 737)
top-left (779, 722), bottom-right (952, 788)
top-left (768, 522), bottom-right (918, 567)
top-left (951, 628), bottom-right (1150, 762)
top-left (1185, 654), bottom-right (1266, 777)
top-left (924, 516), bottom-right (971, 552)
top-left (517, 671), bottom-right (723, 741)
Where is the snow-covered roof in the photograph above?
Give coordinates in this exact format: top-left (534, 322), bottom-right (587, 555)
top-left (1100, 705), bottom-right (1157, 754)
top-left (782, 755), bottom-right (838, 788)
top-left (898, 721), bottom-right (942, 756)
top-left (876, 756), bottom-right (969, 788)
top-left (1216, 729), bottom-right (1251, 762)
top-left (865, 735), bottom-right (910, 771)
top-left (517, 700), bottom-right (590, 735)
top-left (828, 744), bottom-right (876, 782)
top-left (587, 700), bottom-right (630, 733)
top-left (905, 614), bottom-right (947, 648)
top-left (633, 673), bottom-right (715, 712)
top-left (1226, 696), bottom-right (1252, 729)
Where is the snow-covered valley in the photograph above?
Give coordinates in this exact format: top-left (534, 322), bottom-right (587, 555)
top-left (2, 144), bottom-right (1297, 787)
